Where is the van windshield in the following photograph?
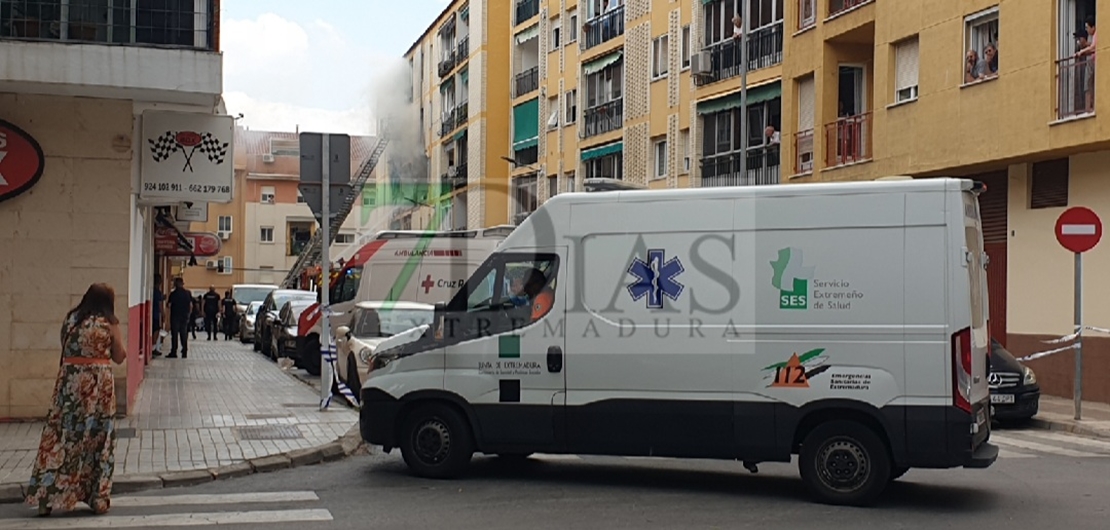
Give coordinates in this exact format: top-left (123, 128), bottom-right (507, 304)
top-left (234, 287), bottom-right (275, 305)
top-left (351, 308), bottom-right (435, 339)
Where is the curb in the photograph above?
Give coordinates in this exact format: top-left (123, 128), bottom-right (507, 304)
top-left (0, 425), bottom-right (370, 504)
top-left (1029, 416), bottom-right (1110, 440)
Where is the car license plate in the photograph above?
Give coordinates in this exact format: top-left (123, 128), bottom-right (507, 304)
top-left (990, 394), bottom-right (1015, 404)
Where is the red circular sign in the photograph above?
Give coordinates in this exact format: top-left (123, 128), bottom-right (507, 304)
top-left (1055, 206), bottom-right (1103, 253)
top-left (175, 131), bottom-right (202, 147)
top-left (0, 119), bottom-right (46, 204)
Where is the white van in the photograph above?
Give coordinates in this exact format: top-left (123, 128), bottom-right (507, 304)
top-left (295, 226), bottom-right (513, 375)
top-left (357, 178), bottom-right (998, 506)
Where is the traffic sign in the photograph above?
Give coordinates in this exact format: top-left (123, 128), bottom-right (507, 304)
top-left (299, 132), bottom-right (353, 225)
top-left (1055, 206), bottom-right (1102, 254)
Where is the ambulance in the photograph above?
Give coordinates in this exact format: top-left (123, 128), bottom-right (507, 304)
top-left (294, 226), bottom-right (513, 375)
top-left (357, 178), bottom-right (999, 507)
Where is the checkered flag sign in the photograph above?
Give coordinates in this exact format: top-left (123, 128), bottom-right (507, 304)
top-left (148, 131), bottom-right (180, 162)
top-left (147, 130), bottom-right (229, 172)
top-left (198, 132), bottom-right (229, 164)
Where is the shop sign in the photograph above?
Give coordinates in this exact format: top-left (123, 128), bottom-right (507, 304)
top-left (0, 119), bottom-right (46, 205)
top-left (140, 111), bottom-right (234, 203)
top-left (154, 227), bottom-right (222, 257)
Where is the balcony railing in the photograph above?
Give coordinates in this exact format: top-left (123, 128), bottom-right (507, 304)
top-left (457, 36), bottom-right (470, 60)
top-left (1057, 56), bottom-right (1096, 120)
top-left (440, 111), bottom-right (457, 137)
top-left (829, 0), bottom-right (872, 17)
top-left (794, 129), bottom-right (815, 174)
top-left (700, 145), bottom-right (781, 187)
top-left (798, 0), bottom-right (816, 30)
top-left (438, 51), bottom-right (458, 78)
top-left (694, 23), bottom-right (783, 87)
top-left (1, 0), bottom-right (219, 50)
top-left (515, 0), bottom-right (539, 25)
top-left (515, 145), bottom-right (539, 166)
top-left (582, 98), bottom-right (624, 138)
top-left (582, 5), bottom-right (625, 51)
top-left (514, 66), bottom-right (540, 97)
top-left (444, 163), bottom-right (468, 188)
top-left (824, 112), bottom-right (872, 167)
top-left (455, 103), bottom-right (469, 125)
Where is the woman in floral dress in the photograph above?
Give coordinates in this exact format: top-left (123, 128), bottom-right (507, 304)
top-left (25, 283), bottom-right (128, 516)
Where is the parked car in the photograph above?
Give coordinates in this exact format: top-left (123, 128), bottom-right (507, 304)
top-left (232, 283), bottom-right (278, 315)
top-left (271, 299), bottom-right (316, 360)
top-left (333, 301), bottom-right (435, 397)
top-left (989, 338), bottom-right (1040, 423)
top-left (254, 289), bottom-right (316, 357)
top-left (238, 302), bottom-right (263, 343)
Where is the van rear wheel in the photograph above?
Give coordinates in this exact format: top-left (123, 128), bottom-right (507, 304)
top-left (799, 420), bottom-right (891, 507)
top-left (400, 404), bottom-right (474, 479)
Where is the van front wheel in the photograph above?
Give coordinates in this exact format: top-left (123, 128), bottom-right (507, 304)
top-left (400, 404), bottom-right (474, 479)
top-left (799, 420), bottom-right (891, 507)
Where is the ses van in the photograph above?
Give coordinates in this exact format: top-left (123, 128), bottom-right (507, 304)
top-left (295, 226), bottom-right (513, 375)
top-left (357, 178), bottom-right (999, 506)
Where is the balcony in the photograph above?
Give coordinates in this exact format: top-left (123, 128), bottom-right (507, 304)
top-left (794, 129), bottom-right (815, 174)
top-left (1057, 56), bottom-right (1096, 121)
top-left (829, 0), bottom-right (872, 17)
top-left (0, 0), bottom-right (222, 106)
top-left (515, 145), bottom-right (539, 166)
top-left (582, 99), bottom-right (624, 138)
top-left (514, 66), bottom-right (539, 97)
top-left (455, 103), bottom-right (469, 126)
top-left (457, 36), bottom-right (470, 60)
top-left (582, 5), bottom-right (625, 51)
top-left (824, 112), bottom-right (872, 167)
top-left (700, 146), bottom-right (781, 187)
top-left (438, 51), bottom-right (458, 78)
top-left (440, 111), bottom-right (458, 137)
top-left (693, 23), bottom-right (783, 87)
top-left (515, 0), bottom-right (539, 25)
top-left (444, 163), bottom-right (468, 188)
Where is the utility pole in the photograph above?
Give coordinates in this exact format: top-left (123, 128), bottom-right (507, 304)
top-left (739, 0), bottom-right (750, 185)
top-left (319, 134), bottom-right (332, 410)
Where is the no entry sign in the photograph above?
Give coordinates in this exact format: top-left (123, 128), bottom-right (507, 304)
top-left (1055, 207), bottom-right (1102, 253)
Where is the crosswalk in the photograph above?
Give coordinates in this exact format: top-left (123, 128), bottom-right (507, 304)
top-left (0, 491), bottom-right (331, 529)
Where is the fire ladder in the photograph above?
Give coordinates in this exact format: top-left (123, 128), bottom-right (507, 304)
top-left (280, 137), bottom-right (390, 289)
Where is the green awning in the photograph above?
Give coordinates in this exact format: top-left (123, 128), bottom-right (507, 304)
top-left (514, 138), bottom-right (539, 151)
top-left (515, 24), bottom-right (539, 44)
top-left (452, 128), bottom-right (467, 142)
top-left (583, 51), bottom-right (622, 75)
top-left (459, 69), bottom-right (468, 84)
top-left (581, 141), bottom-right (623, 161)
top-left (701, 0), bottom-right (717, 4)
top-left (512, 98), bottom-right (539, 149)
top-left (460, 5), bottom-right (469, 20)
top-left (696, 81), bottom-right (782, 114)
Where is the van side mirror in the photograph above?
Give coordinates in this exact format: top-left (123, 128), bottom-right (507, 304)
top-left (335, 326), bottom-right (350, 340)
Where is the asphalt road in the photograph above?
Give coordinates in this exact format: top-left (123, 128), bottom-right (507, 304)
top-left (2, 426), bottom-right (1109, 529)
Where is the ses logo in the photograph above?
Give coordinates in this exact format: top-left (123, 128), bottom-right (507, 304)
top-left (770, 247), bottom-right (814, 310)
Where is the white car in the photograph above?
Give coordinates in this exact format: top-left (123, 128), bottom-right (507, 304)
top-left (238, 301), bottom-right (263, 343)
top-left (334, 301), bottom-right (436, 397)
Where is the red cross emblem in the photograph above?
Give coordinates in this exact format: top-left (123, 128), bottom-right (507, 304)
top-left (421, 274), bottom-right (435, 294)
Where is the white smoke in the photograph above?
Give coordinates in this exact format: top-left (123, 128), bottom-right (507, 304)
top-left (370, 57), bottom-right (429, 188)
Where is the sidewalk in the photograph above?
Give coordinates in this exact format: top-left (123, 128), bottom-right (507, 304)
top-left (1031, 394), bottom-right (1110, 439)
top-left (0, 341), bottom-right (362, 502)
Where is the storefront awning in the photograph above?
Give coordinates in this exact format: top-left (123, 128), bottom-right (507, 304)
top-left (583, 51), bottom-right (622, 75)
top-left (696, 81), bottom-right (782, 114)
top-left (515, 24), bottom-right (539, 44)
top-left (512, 98), bottom-right (540, 150)
top-left (581, 141), bottom-right (623, 161)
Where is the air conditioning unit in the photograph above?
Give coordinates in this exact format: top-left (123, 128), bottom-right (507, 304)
top-left (262, 153), bottom-right (275, 163)
top-left (218, 230), bottom-right (231, 240)
top-left (691, 51), bottom-right (713, 77)
top-left (205, 259), bottom-right (218, 270)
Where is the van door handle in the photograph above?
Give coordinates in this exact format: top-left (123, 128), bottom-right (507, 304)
top-left (547, 346), bottom-right (563, 373)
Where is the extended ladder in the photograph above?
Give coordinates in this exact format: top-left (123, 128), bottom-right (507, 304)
top-left (281, 137), bottom-right (390, 289)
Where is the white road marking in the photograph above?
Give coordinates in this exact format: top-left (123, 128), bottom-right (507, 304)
top-left (530, 454), bottom-right (582, 461)
top-left (1021, 431), bottom-right (1110, 453)
top-left (1061, 224), bottom-right (1097, 235)
top-left (0, 509), bottom-right (333, 529)
top-left (111, 491), bottom-right (319, 508)
top-left (991, 434), bottom-right (1107, 458)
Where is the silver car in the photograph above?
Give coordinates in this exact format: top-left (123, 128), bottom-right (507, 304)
top-left (238, 301), bottom-right (263, 343)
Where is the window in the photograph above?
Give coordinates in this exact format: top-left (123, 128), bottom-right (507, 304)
top-left (548, 96), bottom-right (560, 129)
top-left (679, 129), bottom-right (690, 173)
top-left (584, 151), bottom-right (623, 180)
top-left (551, 18), bottom-right (561, 49)
top-left (652, 35), bottom-right (670, 79)
top-left (261, 186), bottom-right (276, 204)
top-left (963, 7), bottom-right (999, 84)
top-left (336, 233), bottom-right (355, 244)
top-left (1030, 158), bottom-right (1069, 209)
top-left (270, 139), bottom-right (298, 156)
top-left (704, 0), bottom-right (785, 46)
top-left (441, 253), bottom-right (561, 341)
top-left (329, 267), bottom-right (364, 304)
top-left (894, 36), bottom-right (920, 103)
top-left (566, 171), bottom-right (576, 192)
top-left (218, 215), bottom-right (232, 232)
top-left (568, 10), bottom-right (578, 42)
top-left (565, 89), bottom-right (578, 123)
top-left (681, 25), bottom-right (691, 69)
top-left (260, 227), bottom-right (274, 243)
top-left (219, 256), bottom-right (233, 275)
top-left (548, 174), bottom-right (558, 198)
top-left (513, 175), bottom-right (539, 216)
top-left (653, 137), bottom-right (668, 179)
top-left (297, 191), bottom-right (306, 204)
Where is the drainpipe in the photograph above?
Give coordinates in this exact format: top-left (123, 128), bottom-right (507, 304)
top-left (739, 0), bottom-right (749, 185)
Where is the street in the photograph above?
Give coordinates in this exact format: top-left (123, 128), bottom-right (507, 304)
top-left (1, 426), bottom-right (1108, 529)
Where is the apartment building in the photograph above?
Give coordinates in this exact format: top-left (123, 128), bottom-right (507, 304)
top-left (0, 1), bottom-right (226, 417)
top-left (183, 128), bottom-right (381, 290)
top-left (383, 0), bottom-right (514, 231)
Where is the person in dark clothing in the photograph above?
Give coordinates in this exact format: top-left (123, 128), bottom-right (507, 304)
top-left (221, 290), bottom-right (237, 340)
top-left (202, 286), bottom-right (221, 340)
top-left (167, 278), bottom-right (193, 358)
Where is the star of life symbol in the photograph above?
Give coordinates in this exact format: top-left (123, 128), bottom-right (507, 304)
top-left (148, 130), bottom-right (229, 172)
top-left (627, 249), bottom-right (685, 309)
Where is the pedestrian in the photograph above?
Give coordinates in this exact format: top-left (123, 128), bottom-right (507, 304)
top-left (189, 297), bottom-right (201, 340)
top-left (151, 274), bottom-right (164, 357)
top-left (25, 283), bottom-right (127, 516)
top-left (167, 278), bottom-right (192, 358)
top-left (221, 290), bottom-right (237, 340)
top-left (202, 286), bottom-right (221, 340)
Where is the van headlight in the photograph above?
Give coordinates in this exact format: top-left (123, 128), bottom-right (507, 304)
top-left (369, 346), bottom-right (402, 371)
top-left (1023, 366), bottom-right (1037, 386)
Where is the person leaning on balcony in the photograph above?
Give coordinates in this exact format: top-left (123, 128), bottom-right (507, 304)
top-left (765, 125), bottom-right (781, 145)
top-left (1077, 16), bottom-right (1097, 110)
top-left (984, 42), bottom-right (998, 77)
top-left (732, 15), bottom-right (744, 40)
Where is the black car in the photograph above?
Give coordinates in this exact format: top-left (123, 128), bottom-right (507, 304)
top-left (254, 289), bottom-right (315, 357)
top-left (271, 299), bottom-right (315, 360)
top-left (989, 338), bottom-right (1040, 422)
